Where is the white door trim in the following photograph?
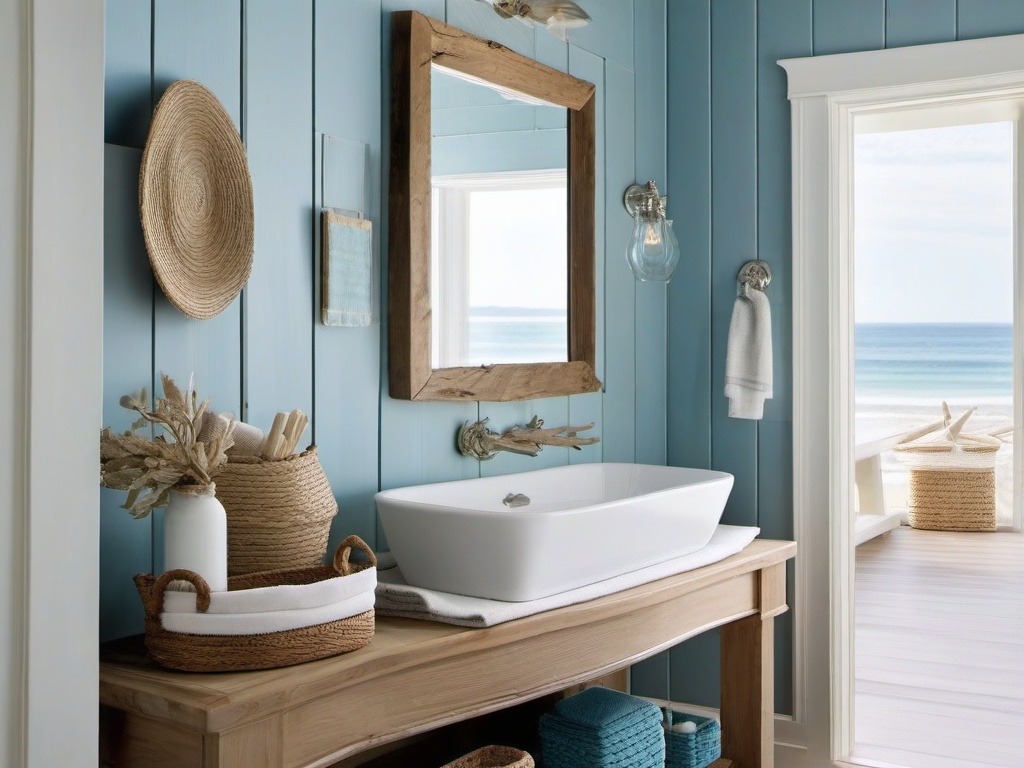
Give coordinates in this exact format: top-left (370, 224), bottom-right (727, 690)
top-left (3, 0), bottom-right (104, 765)
top-left (781, 33), bottom-right (1024, 767)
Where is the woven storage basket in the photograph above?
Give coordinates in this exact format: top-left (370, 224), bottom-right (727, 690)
top-left (894, 406), bottom-right (1002, 532)
top-left (905, 463), bottom-right (997, 532)
top-left (134, 536), bottom-right (375, 672)
top-left (440, 746), bottom-right (535, 768)
top-left (214, 446), bottom-right (337, 576)
top-left (663, 710), bottom-right (721, 768)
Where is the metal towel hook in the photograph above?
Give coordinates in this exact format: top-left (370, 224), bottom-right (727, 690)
top-left (737, 260), bottom-right (771, 299)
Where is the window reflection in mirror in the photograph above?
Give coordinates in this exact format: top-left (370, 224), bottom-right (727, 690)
top-left (430, 65), bottom-right (568, 368)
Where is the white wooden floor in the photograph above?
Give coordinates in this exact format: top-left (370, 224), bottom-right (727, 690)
top-left (855, 527), bottom-right (1024, 768)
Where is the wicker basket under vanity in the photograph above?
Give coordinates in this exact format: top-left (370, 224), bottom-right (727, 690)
top-left (214, 446), bottom-right (337, 575)
top-left (440, 746), bottom-right (534, 768)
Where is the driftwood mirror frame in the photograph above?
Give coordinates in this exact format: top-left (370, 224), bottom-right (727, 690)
top-left (388, 10), bottom-right (600, 402)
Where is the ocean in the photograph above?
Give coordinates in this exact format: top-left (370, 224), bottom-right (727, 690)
top-left (466, 310), bottom-right (567, 366)
top-left (856, 323), bottom-right (1013, 405)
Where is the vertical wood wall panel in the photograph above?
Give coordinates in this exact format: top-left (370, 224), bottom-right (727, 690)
top-left (665, 0), bottom-right (732, 688)
top-left (536, 26), bottom-right (569, 73)
top-left (601, 62), bottom-right (637, 463)
top-left (151, 1), bottom-right (243, 419)
top-left (243, 0), bottom-right (314, 433)
top-left (757, 1), bottom-right (808, 424)
top-left (314, 1), bottom-right (384, 552)
top-left (633, 0), bottom-right (668, 467)
top-left (152, 0), bottom-right (242, 119)
top-left (710, 0), bottom-right (758, 527)
top-left (666, 0), bottom-right (711, 472)
top-left (886, 0), bottom-right (957, 47)
top-left (101, 145), bottom-right (154, 641)
top-left (151, 0), bottom-right (243, 573)
top-left (567, 45), bottom-right (605, 466)
top-left (568, 0), bottom-right (634, 70)
top-left (670, 629), bottom-right (721, 709)
top-left (957, 1), bottom-right (1024, 40)
top-left (104, 0), bottom-right (151, 147)
top-left (628, 0), bottom-right (669, 697)
top-left (812, 0), bottom-right (885, 54)
top-left (666, 0), bottom-right (763, 707)
top-left (659, 0), bottom-right (714, 708)
top-left (102, 0), bottom-right (155, 642)
top-left (755, 0), bottom-right (810, 715)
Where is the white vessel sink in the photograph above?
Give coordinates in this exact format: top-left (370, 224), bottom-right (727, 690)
top-left (375, 463), bottom-right (734, 602)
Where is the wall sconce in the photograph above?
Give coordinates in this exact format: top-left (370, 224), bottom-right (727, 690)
top-left (488, 0), bottom-right (592, 41)
top-left (623, 180), bottom-right (679, 282)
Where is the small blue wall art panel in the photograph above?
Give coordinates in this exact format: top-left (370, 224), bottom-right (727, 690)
top-left (322, 210), bottom-right (373, 327)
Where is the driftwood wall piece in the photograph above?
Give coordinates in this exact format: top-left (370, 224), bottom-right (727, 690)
top-left (458, 416), bottom-right (600, 461)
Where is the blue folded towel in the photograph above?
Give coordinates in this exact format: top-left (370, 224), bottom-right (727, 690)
top-left (539, 688), bottom-right (665, 768)
top-left (554, 686), bottom-right (661, 728)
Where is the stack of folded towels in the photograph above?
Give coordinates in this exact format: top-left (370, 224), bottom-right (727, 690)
top-left (539, 687), bottom-right (665, 768)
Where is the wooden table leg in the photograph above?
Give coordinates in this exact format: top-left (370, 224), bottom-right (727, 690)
top-left (204, 716), bottom-right (283, 768)
top-left (720, 562), bottom-right (785, 768)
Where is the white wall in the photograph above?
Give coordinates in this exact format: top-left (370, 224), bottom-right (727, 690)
top-left (1, 0), bottom-right (104, 764)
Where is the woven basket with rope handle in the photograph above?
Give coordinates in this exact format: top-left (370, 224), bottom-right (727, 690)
top-left (134, 535), bottom-right (376, 672)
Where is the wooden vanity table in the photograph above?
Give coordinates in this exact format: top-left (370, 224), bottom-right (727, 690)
top-left (100, 539), bottom-right (795, 768)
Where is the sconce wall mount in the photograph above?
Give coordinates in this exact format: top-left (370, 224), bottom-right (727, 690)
top-left (623, 180), bottom-right (667, 220)
top-left (623, 180), bottom-right (680, 283)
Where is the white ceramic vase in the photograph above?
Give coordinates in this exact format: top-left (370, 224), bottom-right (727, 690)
top-left (163, 485), bottom-right (228, 592)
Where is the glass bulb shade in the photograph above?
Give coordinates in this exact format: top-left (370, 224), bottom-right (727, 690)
top-left (626, 215), bottom-right (679, 282)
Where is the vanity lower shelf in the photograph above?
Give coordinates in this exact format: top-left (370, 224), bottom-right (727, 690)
top-left (100, 538), bottom-right (795, 768)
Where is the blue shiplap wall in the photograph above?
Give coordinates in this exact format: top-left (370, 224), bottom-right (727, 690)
top-left (657, 0), bottom-right (1024, 717)
top-left (101, 1), bottom-right (667, 641)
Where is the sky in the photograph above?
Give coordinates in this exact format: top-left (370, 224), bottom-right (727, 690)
top-left (854, 121), bottom-right (1014, 324)
top-left (468, 186), bottom-right (568, 310)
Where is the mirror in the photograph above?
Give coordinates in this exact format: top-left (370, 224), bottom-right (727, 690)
top-left (389, 11), bottom-right (599, 402)
top-left (430, 67), bottom-right (568, 369)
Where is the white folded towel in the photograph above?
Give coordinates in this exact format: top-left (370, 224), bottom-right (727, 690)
top-left (160, 591), bottom-right (376, 636)
top-left (725, 287), bottom-right (773, 419)
top-left (374, 525), bottom-right (760, 628)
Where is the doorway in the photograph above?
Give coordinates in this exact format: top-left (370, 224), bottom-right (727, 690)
top-left (782, 33), bottom-right (1024, 768)
top-left (851, 116), bottom-right (1023, 767)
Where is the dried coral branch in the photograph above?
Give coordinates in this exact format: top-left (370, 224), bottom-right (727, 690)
top-left (457, 416), bottom-right (599, 461)
top-left (100, 375), bottom-right (235, 518)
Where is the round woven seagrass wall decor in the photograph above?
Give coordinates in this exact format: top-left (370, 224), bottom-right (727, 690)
top-left (139, 79), bottom-right (254, 320)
